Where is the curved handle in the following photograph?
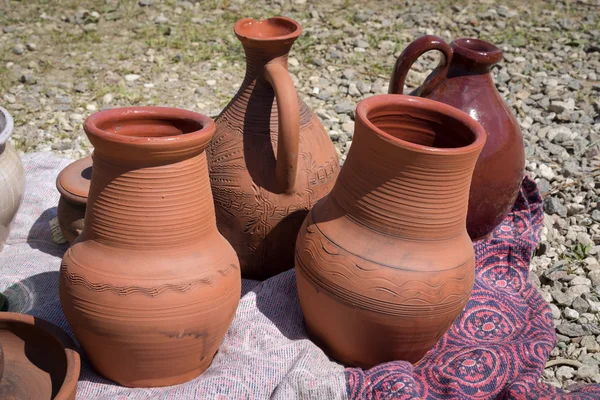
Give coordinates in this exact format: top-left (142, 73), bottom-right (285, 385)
top-left (264, 62), bottom-right (300, 194)
top-left (388, 35), bottom-right (453, 97)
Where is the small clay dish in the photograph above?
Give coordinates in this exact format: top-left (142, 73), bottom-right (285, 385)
top-left (56, 156), bottom-right (92, 244)
top-left (0, 312), bottom-right (80, 399)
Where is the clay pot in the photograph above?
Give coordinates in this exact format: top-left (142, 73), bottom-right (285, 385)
top-left (207, 16), bottom-right (340, 280)
top-left (0, 312), bottom-right (80, 399)
top-left (56, 156), bottom-right (92, 244)
top-left (59, 107), bottom-right (241, 387)
top-left (295, 95), bottom-right (486, 368)
top-left (0, 106), bottom-right (25, 251)
top-left (389, 36), bottom-right (525, 241)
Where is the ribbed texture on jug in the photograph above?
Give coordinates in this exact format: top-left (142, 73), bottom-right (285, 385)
top-left (332, 95), bottom-right (486, 241)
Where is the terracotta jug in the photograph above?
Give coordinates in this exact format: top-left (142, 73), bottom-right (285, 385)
top-left (207, 16), bottom-right (340, 280)
top-left (295, 95), bottom-right (486, 368)
top-left (0, 106), bottom-right (25, 251)
top-left (389, 36), bottom-right (525, 240)
top-left (59, 107), bottom-right (241, 387)
top-left (56, 156), bottom-right (92, 244)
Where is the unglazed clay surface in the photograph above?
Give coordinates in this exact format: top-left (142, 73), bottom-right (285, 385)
top-left (0, 312), bottom-right (80, 400)
top-left (295, 95), bottom-right (485, 368)
top-left (207, 16), bottom-right (339, 280)
top-left (0, 106), bottom-right (25, 250)
top-left (56, 156), bottom-right (92, 244)
top-left (59, 107), bottom-right (241, 387)
top-left (389, 36), bottom-right (525, 241)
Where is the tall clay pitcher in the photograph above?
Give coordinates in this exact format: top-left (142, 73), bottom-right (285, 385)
top-left (59, 107), bottom-right (241, 387)
top-left (207, 16), bottom-right (339, 280)
top-left (389, 36), bottom-right (525, 240)
top-left (296, 95), bottom-right (486, 368)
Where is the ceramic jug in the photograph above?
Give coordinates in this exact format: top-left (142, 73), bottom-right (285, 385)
top-left (0, 106), bottom-right (25, 250)
top-left (56, 156), bottom-right (92, 244)
top-left (207, 16), bottom-right (340, 280)
top-left (389, 36), bottom-right (525, 240)
top-left (295, 95), bottom-right (486, 367)
top-left (59, 107), bottom-right (241, 387)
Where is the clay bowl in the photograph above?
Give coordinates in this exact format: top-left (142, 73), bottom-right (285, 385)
top-left (56, 156), bottom-right (92, 244)
top-left (0, 312), bottom-right (80, 399)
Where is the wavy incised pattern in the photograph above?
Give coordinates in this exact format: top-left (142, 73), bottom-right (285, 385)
top-left (60, 262), bottom-right (238, 297)
top-left (84, 152), bottom-right (215, 249)
top-left (296, 218), bottom-right (474, 316)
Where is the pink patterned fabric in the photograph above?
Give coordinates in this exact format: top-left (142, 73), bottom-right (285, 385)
top-left (346, 177), bottom-right (600, 399)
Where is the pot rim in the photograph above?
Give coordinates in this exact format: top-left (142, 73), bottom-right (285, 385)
top-left (234, 16), bottom-right (302, 43)
top-left (0, 106), bottom-right (14, 146)
top-left (84, 106), bottom-right (215, 149)
top-left (0, 312), bottom-right (80, 400)
top-left (355, 94), bottom-right (486, 156)
top-left (451, 38), bottom-right (503, 65)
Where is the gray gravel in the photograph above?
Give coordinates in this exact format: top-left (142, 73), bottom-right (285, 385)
top-left (0, 0), bottom-right (599, 390)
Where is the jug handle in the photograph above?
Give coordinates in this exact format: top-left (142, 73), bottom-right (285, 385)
top-left (264, 62), bottom-right (300, 194)
top-left (388, 35), bottom-right (453, 97)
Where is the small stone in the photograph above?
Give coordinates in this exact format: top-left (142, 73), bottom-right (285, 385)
top-left (26, 43), bottom-right (37, 51)
top-left (581, 336), bottom-right (600, 353)
top-left (20, 73), bottom-right (36, 84)
top-left (549, 303), bottom-right (561, 319)
top-left (102, 93), bottom-right (114, 104)
top-left (74, 82), bottom-right (89, 93)
top-left (589, 270), bottom-right (600, 287)
top-left (555, 366), bottom-right (575, 381)
top-left (86, 104), bottom-right (97, 111)
top-left (557, 323), bottom-right (587, 337)
top-left (139, 0), bottom-right (153, 5)
top-left (69, 113), bottom-right (84, 123)
top-left (577, 364), bottom-right (599, 379)
top-left (155, 14), bottom-right (168, 24)
top-left (591, 209), bottom-right (600, 222)
top-left (355, 39), bottom-right (369, 49)
top-left (544, 197), bottom-right (567, 217)
top-left (342, 122), bottom-right (355, 137)
top-left (538, 164), bottom-right (555, 180)
top-left (552, 289), bottom-right (574, 307)
top-left (335, 102), bottom-right (354, 115)
top-left (563, 308), bottom-right (580, 320)
top-left (572, 296), bottom-right (590, 313)
top-left (348, 83), bottom-right (361, 97)
top-left (125, 74), bottom-right (141, 82)
top-left (57, 96), bottom-right (72, 105)
top-left (13, 44), bottom-right (24, 55)
top-left (288, 58), bottom-right (299, 67)
top-left (343, 68), bottom-right (357, 80)
top-left (206, 79), bottom-right (216, 87)
top-left (357, 81), bottom-right (371, 94)
top-left (537, 178), bottom-right (551, 194)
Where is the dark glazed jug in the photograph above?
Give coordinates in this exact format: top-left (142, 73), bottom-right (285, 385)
top-left (389, 36), bottom-right (525, 240)
top-left (207, 17), bottom-right (339, 280)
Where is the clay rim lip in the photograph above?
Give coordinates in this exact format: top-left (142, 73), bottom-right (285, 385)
top-left (56, 156), bottom-right (91, 205)
top-left (356, 95), bottom-right (486, 156)
top-left (234, 16), bottom-right (302, 43)
top-left (451, 38), bottom-right (503, 65)
top-left (83, 106), bottom-right (215, 148)
top-left (0, 312), bottom-right (80, 399)
top-left (0, 106), bottom-right (14, 146)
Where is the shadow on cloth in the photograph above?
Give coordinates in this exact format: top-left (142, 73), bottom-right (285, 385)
top-left (253, 270), bottom-right (308, 341)
top-left (4, 270), bottom-right (125, 387)
top-left (26, 207), bottom-right (68, 258)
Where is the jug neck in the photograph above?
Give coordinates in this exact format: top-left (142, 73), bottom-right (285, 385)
top-left (241, 45), bottom-right (291, 85)
top-left (449, 38), bottom-right (503, 74)
top-left (331, 95), bottom-right (484, 241)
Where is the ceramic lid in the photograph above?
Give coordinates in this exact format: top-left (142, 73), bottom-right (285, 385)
top-left (56, 156), bottom-right (92, 205)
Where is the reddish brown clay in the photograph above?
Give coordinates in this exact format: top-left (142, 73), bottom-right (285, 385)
top-left (389, 36), bottom-right (525, 241)
top-left (59, 107), bottom-right (241, 387)
top-left (56, 156), bottom-right (92, 244)
top-left (0, 312), bottom-right (80, 400)
top-left (207, 16), bottom-right (340, 280)
top-left (295, 95), bottom-right (486, 368)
